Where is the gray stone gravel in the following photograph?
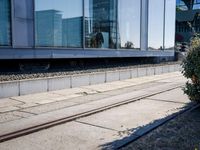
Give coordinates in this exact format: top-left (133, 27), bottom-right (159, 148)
top-left (0, 61), bottom-right (180, 82)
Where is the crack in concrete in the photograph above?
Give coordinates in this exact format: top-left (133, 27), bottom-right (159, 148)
top-left (17, 110), bottom-right (37, 115)
top-left (145, 98), bottom-right (187, 104)
top-left (75, 120), bottom-right (119, 132)
top-left (9, 98), bottom-right (26, 104)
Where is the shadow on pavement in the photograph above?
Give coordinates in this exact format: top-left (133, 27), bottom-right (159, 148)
top-left (99, 102), bottom-right (196, 150)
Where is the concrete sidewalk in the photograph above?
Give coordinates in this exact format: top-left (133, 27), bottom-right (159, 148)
top-left (0, 72), bottom-right (192, 150)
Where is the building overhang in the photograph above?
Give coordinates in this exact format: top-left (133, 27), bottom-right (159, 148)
top-left (0, 48), bottom-right (174, 59)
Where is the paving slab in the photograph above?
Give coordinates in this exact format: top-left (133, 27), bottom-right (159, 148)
top-left (52, 87), bottom-right (98, 96)
top-left (15, 103), bottom-right (39, 109)
top-left (12, 88), bottom-right (97, 105)
top-left (0, 121), bottom-right (120, 150)
top-left (140, 82), bottom-right (183, 93)
top-left (0, 106), bottom-right (20, 113)
top-left (66, 93), bottom-right (112, 104)
top-left (0, 98), bottom-right (23, 108)
top-left (147, 88), bottom-right (190, 104)
top-left (0, 103), bottom-right (99, 136)
top-left (0, 112), bottom-right (21, 123)
top-left (0, 111), bottom-right (34, 123)
top-left (156, 76), bottom-right (188, 83)
top-left (21, 101), bottom-right (78, 114)
top-left (100, 82), bottom-right (165, 97)
top-left (82, 78), bottom-right (160, 93)
top-left (11, 92), bottom-right (67, 104)
top-left (77, 98), bottom-right (186, 134)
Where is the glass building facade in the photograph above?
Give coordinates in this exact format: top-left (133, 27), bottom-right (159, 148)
top-left (34, 0), bottom-right (176, 50)
top-left (0, 0), bottom-right (176, 59)
top-left (0, 0), bottom-right (11, 46)
top-left (176, 0), bottom-right (200, 43)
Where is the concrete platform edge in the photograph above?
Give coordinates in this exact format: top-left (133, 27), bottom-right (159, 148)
top-left (0, 64), bottom-right (182, 98)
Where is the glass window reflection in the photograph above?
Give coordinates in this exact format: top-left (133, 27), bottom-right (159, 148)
top-left (165, 0), bottom-right (176, 50)
top-left (85, 0), bottom-right (117, 49)
top-left (35, 0), bottom-right (83, 48)
top-left (0, 0), bottom-right (11, 46)
top-left (118, 0), bottom-right (140, 50)
top-left (148, 0), bottom-right (164, 50)
top-left (177, 0), bottom-right (200, 10)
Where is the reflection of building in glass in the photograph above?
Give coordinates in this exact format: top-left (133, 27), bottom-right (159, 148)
top-left (176, 0), bottom-right (200, 43)
top-left (0, 0), bottom-right (177, 59)
top-left (62, 17), bottom-right (83, 47)
top-left (0, 0), bottom-right (11, 45)
top-left (86, 0), bottom-right (118, 48)
top-left (35, 10), bottom-right (62, 47)
top-left (176, 0), bottom-right (200, 11)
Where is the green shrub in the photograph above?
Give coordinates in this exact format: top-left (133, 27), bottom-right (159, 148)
top-left (182, 35), bottom-right (200, 103)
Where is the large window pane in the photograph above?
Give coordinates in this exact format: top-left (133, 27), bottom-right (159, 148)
top-left (85, 0), bottom-right (117, 49)
top-left (35, 0), bottom-right (83, 47)
top-left (148, 0), bottom-right (164, 50)
top-left (118, 0), bottom-right (140, 49)
top-left (165, 0), bottom-right (176, 50)
top-left (0, 0), bottom-right (11, 46)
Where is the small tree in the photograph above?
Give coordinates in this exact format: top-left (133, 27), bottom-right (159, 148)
top-left (182, 34), bottom-right (200, 102)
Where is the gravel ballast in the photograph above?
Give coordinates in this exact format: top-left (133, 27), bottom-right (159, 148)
top-left (0, 61), bottom-right (180, 82)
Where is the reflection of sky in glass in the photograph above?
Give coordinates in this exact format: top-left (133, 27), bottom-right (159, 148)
top-left (0, 0), bottom-right (11, 45)
top-left (177, 0), bottom-right (200, 10)
top-left (148, 0), bottom-right (164, 50)
top-left (118, 0), bottom-right (140, 49)
top-left (176, 0), bottom-right (185, 5)
top-left (84, 0), bottom-right (90, 17)
top-left (193, 4), bottom-right (200, 9)
top-left (35, 0), bottom-right (82, 18)
top-left (165, 0), bottom-right (176, 49)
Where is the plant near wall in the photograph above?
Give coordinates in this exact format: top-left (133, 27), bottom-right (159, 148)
top-left (182, 34), bottom-right (200, 102)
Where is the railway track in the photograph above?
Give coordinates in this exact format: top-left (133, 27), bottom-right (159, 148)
top-left (0, 84), bottom-right (193, 144)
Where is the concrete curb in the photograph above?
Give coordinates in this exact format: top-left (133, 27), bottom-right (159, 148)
top-left (0, 64), bottom-right (182, 98)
